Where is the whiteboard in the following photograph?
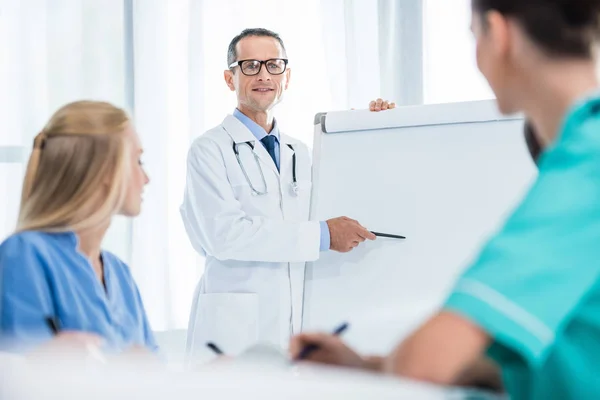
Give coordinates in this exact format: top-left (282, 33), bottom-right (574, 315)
top-left (302, 100), bottom-right (537, 355)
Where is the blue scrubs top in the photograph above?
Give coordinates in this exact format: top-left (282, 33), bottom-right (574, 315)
top-left (0, 231), bottom-right (157, 353)
top-left (445, 94), bottom-right (600, 399)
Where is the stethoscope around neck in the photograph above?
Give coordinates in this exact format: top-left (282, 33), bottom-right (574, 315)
top-left (232, 141), bottom-right (298, 196)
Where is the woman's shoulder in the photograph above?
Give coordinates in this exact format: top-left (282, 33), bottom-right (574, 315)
top-left (0, 231), bottom-right (54, 254)
top-left (0, 231), bottom-right (81, 268)
top-left (0, 231), bottom-right (62, 279)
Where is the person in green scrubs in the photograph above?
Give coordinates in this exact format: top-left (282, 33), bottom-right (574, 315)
top-left (290, 1), bottom-right (600, 399)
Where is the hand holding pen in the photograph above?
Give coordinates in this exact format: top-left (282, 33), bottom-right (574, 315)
top-left (288, 322), bottom-right (368, 369)
top-left (38, 316), bottom-right (107, 363)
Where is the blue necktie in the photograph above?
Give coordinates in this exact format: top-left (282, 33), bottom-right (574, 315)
top-left (261, 135), bottom-right (279, 171)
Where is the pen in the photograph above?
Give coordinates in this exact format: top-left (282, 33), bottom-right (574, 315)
top-left (206, 342), bottom-right (224, 355)
top-left (370, 231), bottom-right (406, 240)
top-left (295, 322), bottom-right (349, 361)
top-left (45, 316), bottom-right (60, 334)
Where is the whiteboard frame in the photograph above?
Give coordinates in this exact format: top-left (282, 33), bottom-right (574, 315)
top-left (320, 100), bottom-right (521, 135)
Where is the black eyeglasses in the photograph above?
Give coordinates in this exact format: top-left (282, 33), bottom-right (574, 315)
top-left (228, 58), bottom-right (289, 76)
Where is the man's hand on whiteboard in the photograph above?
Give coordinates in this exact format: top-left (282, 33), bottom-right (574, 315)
top-left (326, 216), bottom-right (376, 253)
top-left (351, 99), bottom-right (396, 112)
top-left (369, 98), bottom-right (396, 112)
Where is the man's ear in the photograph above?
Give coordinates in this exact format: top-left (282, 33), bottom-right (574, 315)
top-left (224, 70), bottom-right (236, 91)
top-left (284, 68), bottom-right (291, 90)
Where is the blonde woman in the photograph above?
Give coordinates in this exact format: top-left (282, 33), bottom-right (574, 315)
top-left (0, 101), bottom-right (156, 356)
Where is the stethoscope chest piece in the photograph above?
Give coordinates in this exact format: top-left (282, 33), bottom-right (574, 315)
top-left (290, 181), bottom-right (299, 196)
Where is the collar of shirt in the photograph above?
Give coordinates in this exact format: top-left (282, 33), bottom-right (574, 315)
top-left (233, 108), bottom-right (280, 143)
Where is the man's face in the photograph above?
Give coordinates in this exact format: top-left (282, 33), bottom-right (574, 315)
top-left (224, 36), bottom-right (291, 113)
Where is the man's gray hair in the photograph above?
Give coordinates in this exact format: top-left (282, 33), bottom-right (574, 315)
top-left (227, 28), bottom-right (287, 67)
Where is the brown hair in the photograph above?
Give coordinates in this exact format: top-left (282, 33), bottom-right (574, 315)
top-left (473, 0), bottom-right (600, 58)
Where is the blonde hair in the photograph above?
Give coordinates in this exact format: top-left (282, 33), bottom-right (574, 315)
top-left (17, 100), bottom-right (131, 232)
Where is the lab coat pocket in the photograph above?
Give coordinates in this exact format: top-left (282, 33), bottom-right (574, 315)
top-left (192, 293), bottom-right (259, 356)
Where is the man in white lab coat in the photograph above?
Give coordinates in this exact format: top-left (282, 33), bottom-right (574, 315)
top-left (181, 28), bottom-right (394, 359)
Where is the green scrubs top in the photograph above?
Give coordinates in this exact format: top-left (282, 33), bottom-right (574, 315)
top-left (445, 93), bottom-right (600, 400)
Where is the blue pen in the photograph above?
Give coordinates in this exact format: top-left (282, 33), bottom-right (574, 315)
top-left (295, 322), bottom-right (349, 361)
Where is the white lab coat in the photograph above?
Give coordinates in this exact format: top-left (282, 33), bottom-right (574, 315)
top-left (181, 115), bottom-right (320, 360)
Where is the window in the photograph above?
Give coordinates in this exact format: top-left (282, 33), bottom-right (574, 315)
top-left (423, 0), bottom-right (494, 104)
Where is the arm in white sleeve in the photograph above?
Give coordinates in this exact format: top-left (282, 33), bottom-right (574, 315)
top-left (180, 138), bottom-right (321, 263)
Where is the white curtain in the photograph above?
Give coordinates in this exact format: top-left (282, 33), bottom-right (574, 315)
top-left (0, 0), bottom-right (131, 256)
top-left (129, 0), bottom-right (202, 330)
top-left (319, 0), bottom-right (424, 108)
